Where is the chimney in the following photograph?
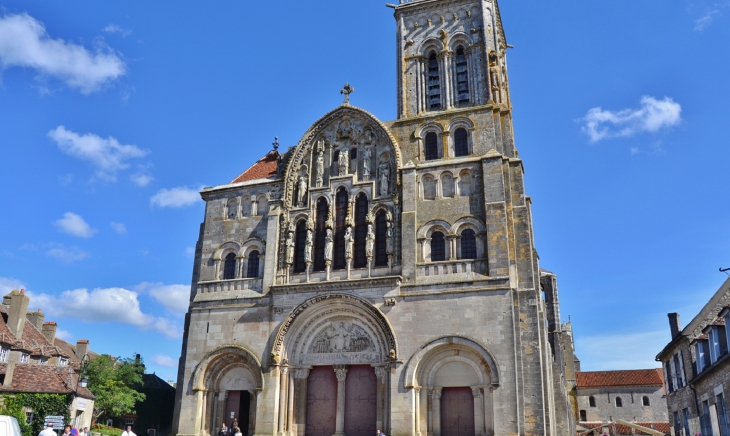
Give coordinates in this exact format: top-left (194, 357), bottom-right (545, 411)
top-left (7, 289), bottom-right (30, 340)
top-left (668, 313), bottom-right (681, 339)
top-left (26, 309), bottom-right (45, 330)
top-left (76, 340), bottom-right (89, 359)
top-left (42, 321), bottom-right (57, 344)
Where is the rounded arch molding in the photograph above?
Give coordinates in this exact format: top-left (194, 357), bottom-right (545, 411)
top-left (191, 344), bottom-right (264, 392)
top-left (271, 292), bottom-right (399, 366)
top-left (404, 335), bottom-right (501, 388)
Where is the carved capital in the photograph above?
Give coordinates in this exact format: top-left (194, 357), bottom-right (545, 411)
top-left (471, 387), bottom-right (481, 398)
top-left (432, 388), bottom-right (442, 399)
top-left (334, 365), bottom-right (348, 381)
top-left (294, 368), bottom-right (310, 379)
top-left (280, 365), bottom-right (289, 375)
top-left (374, 366), bottom-right (388, 381)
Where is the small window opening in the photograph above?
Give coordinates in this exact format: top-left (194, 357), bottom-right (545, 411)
top-left (642, 396), bottom-right (650, 406)
top-left (615, 397), bottom-right (623, 407)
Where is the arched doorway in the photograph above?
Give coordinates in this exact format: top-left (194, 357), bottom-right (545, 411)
top-left (271, 293), bottom-right (398, 436)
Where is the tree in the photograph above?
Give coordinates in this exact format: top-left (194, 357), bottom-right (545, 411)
top-left (86, 354), bottom-right (146, 424)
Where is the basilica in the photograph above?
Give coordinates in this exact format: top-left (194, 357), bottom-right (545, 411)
top-left (172, 0), bottom-right (575, 435)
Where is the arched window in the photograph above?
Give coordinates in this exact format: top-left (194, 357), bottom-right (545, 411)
top-left (455, 47), bottom-right (470, 106)
top-left (241, 197), bottom-right (252, 216)
top-left (314, 197), bottom-right (328, 271)
top-left (579, 410), bottom-right (587, 422)
top-left (375, 210), bottom-right (388, 267)
top-left (427, 53), bottom-right (441, 111)
top-left (294, 220), bottom-right (307, 273)
top-left (257, 196), bottom-right (268, 217)
top-left (247, 250), bottom-right (260, 278)
top-left (442, 173), bottom-right (455, 197)
top-left (589, 396), bottom-right (596, 407)
top-left (461, 229), bottom-right (476, 259)
top-left (431, 231), bottom-right (446, 261)
top-left (334, 189), bottom-right (348, 270)
top-left (454, 128), bottom-right (469, 157)
top-left (615, 397), bottom-right (623, 407)
top-left (226, 198), bottom-right (238, 219)
top-left (425, 132), bottom-right (439, 161)
top-left (642, 396), bottom-right (650, 406)
top-left (459, 171), bottom-right (472, 196)
top-left (223, 252), bottom-right (237, 280)
top-left (423, 175), bottom-right (436, 200)
top-left (354, 194), bottom-right (368, 268)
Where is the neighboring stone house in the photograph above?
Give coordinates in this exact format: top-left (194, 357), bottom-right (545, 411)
top-left (575, 369), bottom-right (669, 434)
top-left (171, 1), bottom-right (577, 436)
top-left (656, 276), bottom-right (730, 436)
top-left (0, 289), bottom-right (96, 429)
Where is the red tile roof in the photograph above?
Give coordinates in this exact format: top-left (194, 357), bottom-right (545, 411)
top-left (0, 363), bottom-right (94, 398)
top-left (579, 422), bottom-right (670, 435)
top-left (576, 369), bottom-right (664, 387)
top-left (230, 150), bottom-right (280, 183)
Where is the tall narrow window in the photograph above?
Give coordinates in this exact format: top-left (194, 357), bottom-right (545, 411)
top-left (247, 250), bottom-right (260, 278)
top-left (642, 396), bottom-right (650, 406)
top-left (431, 231), bottom-right (446, 261)
top-left (227, 198), bottom-right (238, 219)
top-left (461, 229), bottom-right (477, 259)
top-left (314, 197), bottom-right (328, 271)
top-left (459, 171), bottom-right (472, 196)
top-left (223, 252), bottom-right (237, 279)
top-left (375, 210), bottom-right (388, 267)
top-left (454, 128), bottom-right (469, 157)
top-left (455, 47), bottom-right (470, 106)
top-left (294, 220), bottom-right (307, 273)
top-left (589, 396), bottom-right (596, 407)
top-left (427, 53), bottom-right (441, 110)
top-left (334, 189), bottom-right (348, 270)
top-left (257, 196), bottom-right (268, 217)
top-left (579, 410), bottom-right (586, 422)
top-left (425, 132), bottom-right (439, 160)
top-left (442, 173), bottom-right (455, 197)
top-left (354, 194), bottom-right (368, 268)
top-left (423, 175), bottom-right (436, 200)
top-left (615, 397), bottom-right (623, 407)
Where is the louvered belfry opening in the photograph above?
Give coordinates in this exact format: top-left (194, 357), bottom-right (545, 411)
top-left (427, 53), bottom-right (441, 111)
top-left (455, 47), bottom-right (470, 106)
top-left (314, 197), bottom-right (328, 271)
top-left (334, 189), bottom-right (348, 270)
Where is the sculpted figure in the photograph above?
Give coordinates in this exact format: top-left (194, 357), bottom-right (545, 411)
top-left (365, 223), bottom-right (375, 258)
top-left (327, 322), bottom-right (352, 351)
top-left (297, 175), bottom-right (308, 207)
top-left (344, 227), bottom-right (354, 259)
top-left (337, 120), bottom-right (352, 140)
top-left (316, 152), bottom-right (324, 187)
top-left (285, 231), bottom-right (295, 265)
top-left (338, 147), bottom-right (349, 176)
top-left (305, 229), bottom-right (313, 263)
top-left (362, 148), bottom-right (371, 180)
top-left (378, 161), bottom-right (389, 196)
top-left (386, 221), bottom-right (394, 254)
top-left (324, 228), bottom-right (334, 262)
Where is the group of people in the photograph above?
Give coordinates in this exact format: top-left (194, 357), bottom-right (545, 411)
top-left (218, 419), bottom-right (243, 436)
top-left (38, 423), bottom-right (136, 436)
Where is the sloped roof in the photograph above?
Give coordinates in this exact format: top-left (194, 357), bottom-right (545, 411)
top-left (140, 373), bottom-right (175, 392)
top-left (230, 150), bottom-right (280, 183)
top-left (576, 369), bottom-right (664, 388)
top-left (579, 421), bottom-right (670, 435)
top-left (0, 363), bottom-right (94, 399)
top-left (0, 306), bottom-right (70, 358)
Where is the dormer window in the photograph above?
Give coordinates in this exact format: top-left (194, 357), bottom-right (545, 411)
top-left (696, 339), bottom-right (709, 373)
top-left (0, 347), bottom-right (8, 362)
top-left (58, 356), bottom-right (68, 366)
top-left (20, 353), bottom-right (30, 363)
top-left (709, 325), bottom-right (728, 363)
top-left (37, 357), bottom-right (48, 365)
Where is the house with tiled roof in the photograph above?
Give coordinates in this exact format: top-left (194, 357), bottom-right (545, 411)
top-left (0, 289), bottom-right (96, 430)
top-left (575, 369), bottom-right (669, 435)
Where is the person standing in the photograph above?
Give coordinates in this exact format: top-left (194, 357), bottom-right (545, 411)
top-left (121, 425), bottom-right (136, 436)
top-left (218, 422), bottom-right (228, 436)
top-left (38, 423), bottom-right (56, 436)
top-left (62, 425), bottom-right (72, 436)
top-left (82, 427), bottom-right (91, 436)
top-left (233, 427), bottom-right (242, 436)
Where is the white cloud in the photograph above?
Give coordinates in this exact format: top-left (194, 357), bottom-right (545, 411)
top-left (103, 24), bottom-right (132, 38)
top-left (130, 173), bottom-right (153, 187)
top-left (137, 282), bottom-right (190, 315)
top-left (48, 126), bottom-right (149, 181)
top-left (110, 222), bottom-right (127, 234)
top-left (46, 244), bottom-right (89, 262)
top-left (28, 287), bottom-right (182, 338)
top-left (152, 354), bottom-right (178, 368)
top-left (150, 186), bottom-right (202, 208)
top-left (0, 277), bottom-right (26, 295)
top-left (580, 96), bottom-right (682, 143)
top-left (185, 247), bottom-right (195, 257)
top-left (54, 212), bottom-right (97, 238)
top-left (630, 147), bottom-right (639, 155)
top-left (0, 13), bottom-right (126, 93)
top-left (55, 328), bottom-right (73, 341)
top-left (575, 330), bottom-right (667, 371)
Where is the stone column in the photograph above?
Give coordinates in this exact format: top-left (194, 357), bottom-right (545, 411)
top-left (287, 371), bottom-right (295, 434)
top-left (471, 387), bottom-right (485, 436)
top-left (333, 365), bottom-right (348, 436)
top-left (194, 389), bottom-right (204, 436)
top-left (200, 390), bottom-right (208, 436)
top-left (295, 369), bottom-right (310, 436)
top-left (278, 366), bottom-right (289, 436)
top-left (483, 386), bottom-right (494, 436)
top-left (414, 387), bottom-right (422, 436)
top-left (374, 367), bottom-right (387, 432)
top-left (210, 391), bottom-right (219, 436)
top-left (431, 388), bottom-right (442, 436)
top-left (426, 389), bottom-right (433, 436)
top-left (248, 391), bottom-right (256, 436)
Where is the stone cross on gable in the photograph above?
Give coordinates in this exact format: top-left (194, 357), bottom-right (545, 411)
top-left (341, 83), bottom-right (354, 105)
top-left (272, 136), bottom-right (279, 150)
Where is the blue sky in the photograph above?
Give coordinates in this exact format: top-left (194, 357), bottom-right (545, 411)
top-left (0, 0), bottom-right (728, 379)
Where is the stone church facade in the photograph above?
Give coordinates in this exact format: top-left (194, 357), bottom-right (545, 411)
top-left (172, 1), bottom-right (575, 435)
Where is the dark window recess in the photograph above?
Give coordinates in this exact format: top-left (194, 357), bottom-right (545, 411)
top-left (428, 53), bottom-right (441, 111)
top-left (425, 132), bottom-right (439, 161)
top-left (223, 252), bottom-right (237, 279)
top-left (431, 231), bottom-right (446, 261)
top-left (615, 397), bottom-right (623, 407)
top-left (461, 229), bottom-right (477, 259)
top-left (247, 251), bottom-right (260, 278)
top-left (642, 396), bottom-right (650, 406)
top-left (579, 410), bottom-right (587, 422)
top-left (350, 148), bottom-right (357, 159)
top-left (314, 197), bottom-right (328, 271)
top-left (353, 194), bottom-right (368, 268)
top-left (454, 128), bottom-right (469, 157)
top-left (455, 47), bottom-right (470, 106)
top-left (334, 189), bottom-right (348, 270)
top-left (375, 210), bottom-right (388, 267)
top-left (589, 396), bottom-right (596, 407)
top-left (294, 220), bottom-right (307, 273)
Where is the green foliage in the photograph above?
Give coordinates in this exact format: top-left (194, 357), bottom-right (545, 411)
top-left (0, 393), bottom-right (71, 436)
top-left (92, 424), bottom-right (123, 436)
top-left (85, 354), bottom-right (146, 422)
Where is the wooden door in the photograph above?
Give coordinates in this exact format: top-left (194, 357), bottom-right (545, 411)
top-left (225, 391), bottom-right (240, 429)
top-left (344, 365), bottom-right (377, 436)
top-left (441, 387), bottom-right (475, 436)
top-left (305, 366), bottom-right (337, 436)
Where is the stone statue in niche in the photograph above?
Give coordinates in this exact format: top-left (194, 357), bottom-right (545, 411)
top-left (363, 128), bottom-right (374, 144)
top-left (338, 147), bottom-right (350, 176)
top-left (315, 140), bottom-right (325, 188)
top-left (305, 229), bottom-right (313, 264)
top-left (365, 223), bottom-right (375, 258)
top-left (324, 228), bottom-right (334, 262)
top-left (285, 231), bottom-right (295, 265)
top-left (378, 159), bottom-right (390, 196)
top-left (297, 174), bottom-right (308, 207)
top-left (386, 221), bottom-right (394, 255)
top-left (362, 147), bottom-right (372, 181)
top-left (336, 119), bottom-right (353, 141)
top-left (344, 227), bottom-right (354, 259)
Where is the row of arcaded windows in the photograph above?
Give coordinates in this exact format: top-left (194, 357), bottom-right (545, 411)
top-left (424, 127), bottom-right (469, 161)
top-left (222, 251), bottom-right (260, 279)
top-left (422, 170), bottom-right (473, 200)
top-left (427, 47), bottom-right (471, 111)
top-left (429, 229), bottom-right (476, 262)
